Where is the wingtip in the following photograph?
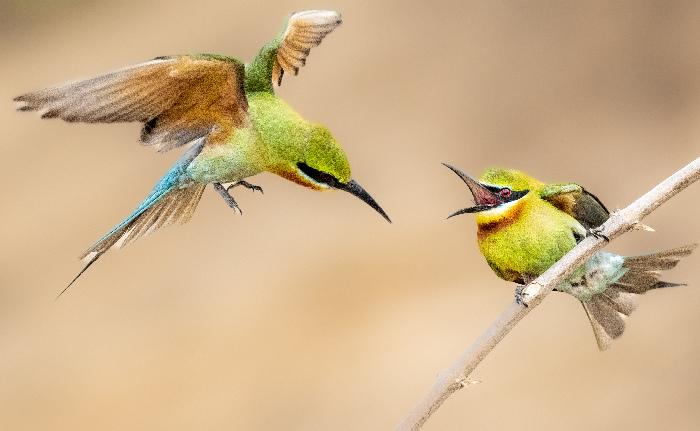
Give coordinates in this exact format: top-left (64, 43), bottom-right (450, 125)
top-left (289, 10), bottom-right (342, 26)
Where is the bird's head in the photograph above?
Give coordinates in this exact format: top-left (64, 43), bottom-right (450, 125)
top-left (274, 125), bottom-right (391, 222)
top-left (443, 164), bottom-right (541, 225)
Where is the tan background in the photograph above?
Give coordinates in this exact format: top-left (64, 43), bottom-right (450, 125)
top-left (2, 1), bottom-right (700, 430)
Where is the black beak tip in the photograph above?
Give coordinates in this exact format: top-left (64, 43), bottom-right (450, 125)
top-left (441, 162), bottom-right (474, 184)
top-left (441, 162), bottom-right (458, 172)
top-left (340, 179), bottom-right (392, 224)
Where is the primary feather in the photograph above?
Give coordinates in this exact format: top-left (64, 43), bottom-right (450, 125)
top-left (15, 10), bottom-right (388, 297)
top-left (15, 55), bottom-right (248, 152)
top-left (272, 10), bottom-right (342, 86)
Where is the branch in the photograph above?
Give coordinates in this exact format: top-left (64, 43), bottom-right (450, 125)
top-left (396, 157), bottom-right (700, 431)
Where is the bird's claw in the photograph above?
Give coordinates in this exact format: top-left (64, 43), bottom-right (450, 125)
top-left (515, 285), bottom-right (529, 307)
top-left (588, 226), bottom-right (610, 242)
top-left (213, 182), bottom-right (244, 215)
top-left (227, 180), bottom-right (264, 194)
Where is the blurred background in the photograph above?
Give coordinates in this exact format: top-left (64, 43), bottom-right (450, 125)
top-left (1, 0), bottom-right (699, 430)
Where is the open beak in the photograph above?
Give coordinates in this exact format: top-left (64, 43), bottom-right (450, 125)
top-left (443, 163), bottom-right (500, 218)
top-left (336, 179), bottom-right (392, 223)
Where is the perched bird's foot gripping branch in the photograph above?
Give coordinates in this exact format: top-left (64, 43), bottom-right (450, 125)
top-left (514, 285), bottom-right (529, 307)
top-left (587, 226), bottom-right (610, 242)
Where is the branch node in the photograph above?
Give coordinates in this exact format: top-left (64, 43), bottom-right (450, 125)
top-left (634, 222), bottom-right (655, 232)
top-left (450, 375), bottom-right (481, 391)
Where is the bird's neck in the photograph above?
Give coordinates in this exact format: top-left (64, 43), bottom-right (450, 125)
top-left (475, 198), bottom-right (528, 241)
top-left (247, 92), bottom-right (312, 174)
top-left (245, 42), bottom-right (277, 94)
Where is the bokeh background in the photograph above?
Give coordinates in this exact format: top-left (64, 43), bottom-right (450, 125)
top-left (2, 1), bottom-right (699, 430)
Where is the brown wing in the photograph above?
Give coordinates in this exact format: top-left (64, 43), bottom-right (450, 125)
top-left (542, 184), bottom-right (610, 230)
top-left (14, 55), bottom-right (248, 152)
top-left (272, 10), bottom-right (342, 86)
top-left (572, 189), bottom-right (610, 229)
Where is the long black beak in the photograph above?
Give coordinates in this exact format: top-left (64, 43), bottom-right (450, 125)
top-left (337, 179), bottom-right (392, 223)
top-left (443, 163), bottom-right (500, 218)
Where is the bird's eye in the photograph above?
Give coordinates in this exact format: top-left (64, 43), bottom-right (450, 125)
top-left (499, 188), bottom-right (512, 199)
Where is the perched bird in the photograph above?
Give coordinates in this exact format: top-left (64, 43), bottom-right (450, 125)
top-left (444, 164), bottom-right (695, 350)
top-left (15, 10), bottom-right (391, 295)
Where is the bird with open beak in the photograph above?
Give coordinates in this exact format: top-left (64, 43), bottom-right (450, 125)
top-left (444, 163), bottom-right (695, 350)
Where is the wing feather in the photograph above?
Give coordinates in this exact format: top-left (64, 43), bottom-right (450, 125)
top-left (541, 184), bottom-right (610, 230)
top-left (15, 55), bottom-right (248, 153)
top-left (272, 10), bottom-right (342, 86)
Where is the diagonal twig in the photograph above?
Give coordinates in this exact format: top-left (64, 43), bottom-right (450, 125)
top-left (396, 157), bottom-right (700, 431)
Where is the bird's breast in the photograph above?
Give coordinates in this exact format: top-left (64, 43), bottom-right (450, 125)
top-left (185, 127), bottom-right (264, 184)
top-left (477, 202), bottom-right (580, 281)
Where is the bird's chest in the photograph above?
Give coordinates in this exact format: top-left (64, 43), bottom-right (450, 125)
top-left (186, 127), bottom-right (264, 184)
top-left (477, 206), bottom-right (581, 282)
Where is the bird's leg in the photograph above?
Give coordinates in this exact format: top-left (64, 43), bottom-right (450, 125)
top-left (227, 180), bottom-right (263, 194)
top-left (213, 182), bottom-right (243, 215)
top-left (588, 226), bottom-right (610, 242)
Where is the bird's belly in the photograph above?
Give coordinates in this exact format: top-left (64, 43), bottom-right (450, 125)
top-left (186, 128), bottom-right (263, 184)
top-left (479, 222), bottom-right (577, 282)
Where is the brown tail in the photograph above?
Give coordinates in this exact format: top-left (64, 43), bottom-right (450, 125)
top-left (582, 244), bottom-right (696, 350)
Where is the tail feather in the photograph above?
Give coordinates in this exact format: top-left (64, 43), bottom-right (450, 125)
top-left (601, 286), bottom-right (637, 316)
top-left (582, 297), bottom-right (627, 350)
top-left (57, 183), bottom-right (205, 298)
top-left (82, 183), bottom-right (205, 258)
top-left (582, 244), bottom-right (696, 350)
top-left (56, 139), bottom-right (206, 297)
top-left (623, 244), bottom-right (696, 270)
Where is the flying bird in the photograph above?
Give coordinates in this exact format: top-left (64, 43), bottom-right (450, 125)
top-left (15, 10), bottom-right (391, 295)
top-left (444, 164), bottom-right (695, 350)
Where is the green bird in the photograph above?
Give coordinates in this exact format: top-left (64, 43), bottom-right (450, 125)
top-left (444, 164), bottom-right (695, 350)
top-left (15, 10), bottom-right (391, 295)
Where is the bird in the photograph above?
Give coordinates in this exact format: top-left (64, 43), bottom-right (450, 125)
top-left (14, 10), bottom-right (391, 296)
top-left (443, 164), bottom-right (695, 350)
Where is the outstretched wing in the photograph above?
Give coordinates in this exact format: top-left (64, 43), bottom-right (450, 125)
top-left (541, 183), bottom-right (610, 230)
top-left (14, 55), bottom-right (248, 152)
top-left (271, 10), bottom-right (342, 86)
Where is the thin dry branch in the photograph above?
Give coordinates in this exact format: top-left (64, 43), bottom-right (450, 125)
top-left (396, 157), bottom-right (700, 431)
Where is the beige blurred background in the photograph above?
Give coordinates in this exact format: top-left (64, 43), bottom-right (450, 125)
top-left (1, 0), bottom-right (699, 430)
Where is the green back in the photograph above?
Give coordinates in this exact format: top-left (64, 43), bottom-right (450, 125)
top-left (246, 93), bottom-right (351, 184)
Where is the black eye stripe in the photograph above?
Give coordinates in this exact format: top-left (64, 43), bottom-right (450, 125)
top-left (297, 162), bottom-right (340, 187)
top-left (483, 184), bottom-right (529, 202)
top-left (506, 189), bottom-right (529, 201)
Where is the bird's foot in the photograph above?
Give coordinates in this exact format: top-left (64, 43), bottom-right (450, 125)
top-left (515, 285), bottom-right (529, 307)
top-left (588, 226), bottom-right (610, 242)
top-left (213, 182), bottom-right (243, 215)
top-left (227, 180), bottom-right (263, 194)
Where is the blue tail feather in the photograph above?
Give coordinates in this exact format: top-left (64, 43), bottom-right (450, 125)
top-left (58, 140), bottom-right (205, 298)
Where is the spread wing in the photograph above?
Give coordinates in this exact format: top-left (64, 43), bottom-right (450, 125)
top-left (271, 10), bottom-right (342, 86)
top-left (14, 55), bottom-right (248, 152)
top-left (541, 183), bottom-right (610, 230)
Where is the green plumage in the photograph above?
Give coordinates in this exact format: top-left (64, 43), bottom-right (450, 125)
top-left (446, 165), bottom-right (695, 350)
top-left (473, 169), bottom-right (589, 283)
top-left (15, 10), bottom-right (390, 295)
